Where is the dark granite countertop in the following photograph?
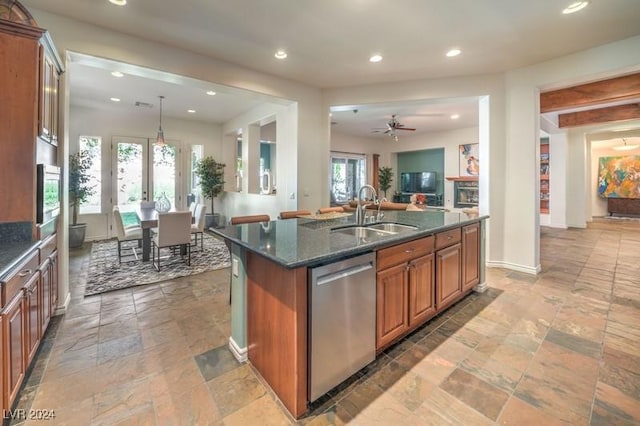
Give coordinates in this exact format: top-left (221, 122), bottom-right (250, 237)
top-left (211, 210), bottom-right (487, 268)
top-left (0, 241), bottom-right (40, 282)
top-left (0, 221), bottom-right (39, 281)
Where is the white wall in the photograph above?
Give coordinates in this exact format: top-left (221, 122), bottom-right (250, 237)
top-left (69, 105), bottom-right (222, 240)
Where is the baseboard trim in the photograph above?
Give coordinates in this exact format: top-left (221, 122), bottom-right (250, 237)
top-left (54, 291), bottom-right (71, 316)
top-left (486, 261), bottom-right (540, 275)
top-left (229, 336), bottom-right (248, 363)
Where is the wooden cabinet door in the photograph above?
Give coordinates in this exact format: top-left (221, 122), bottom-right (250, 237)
top-left (49, 62), bottom-right (59, 145)
top-left (25, 272), bottom-right (41, 365)
top-left (462, 223), bottom-right (480, 291)
top-left (376, 263), bottom-right (409, 350)
top-left (39, 50), bottom-right (53, 141)
top-left (50, 250), bottom-right (58, 314)
top-left (40, 257), bottom-right (51, 333)
top-left (3, 292), bottom-right (26, 407)
top-left (408, 253), bottom-right (436, 327)
top-left (436, 243), bottom-right (462, 311)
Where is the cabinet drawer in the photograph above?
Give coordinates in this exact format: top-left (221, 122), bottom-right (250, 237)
top-left (40, 233), bottom-right (57, 259)
top-left (377, 236), bottom-right (434, 270)
top-left (1, 250), bottom-right (38, 309)
top-left (435, 228), bottom-right (461, 251)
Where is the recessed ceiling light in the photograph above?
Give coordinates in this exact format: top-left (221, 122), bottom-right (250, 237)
top-left (110, 97), bottom-right (120, 102)
top-left (274, 50), bottom-right (288, 59)
top-left (206, 90), bottom-right (217, 96)
top-left (187, 109), bottom-right (196, 114)
top-left (450, 114), bottom-right (460, 119)
top-left (446, 49), bottom-right (461, 57)
top-left (109, 0), bottom-right (127, 6)
top-left (369, 54), bottom-right (383, 63)
top-left (562, 1), bottom-right (589, 14)
top-left (111, 71), bottom-right (124, 78)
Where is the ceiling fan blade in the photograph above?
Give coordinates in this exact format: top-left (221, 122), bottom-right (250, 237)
top-left (396, 127), bottom-right (416, 131)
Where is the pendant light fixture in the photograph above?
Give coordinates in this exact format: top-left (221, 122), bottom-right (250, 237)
top-left (156, 95), bottom-right (166, 146)
top-left (613, 138), bottom-right (639, 151)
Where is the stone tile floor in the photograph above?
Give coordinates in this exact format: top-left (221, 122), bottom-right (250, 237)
top-left (9, 223), bottom-right (640, 425)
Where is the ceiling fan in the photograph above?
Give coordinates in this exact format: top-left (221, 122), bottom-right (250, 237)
top-left (371, 115), bottom-right (416, 140)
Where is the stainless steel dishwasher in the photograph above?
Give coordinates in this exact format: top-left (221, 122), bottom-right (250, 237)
top-left (309, 252), bottom-right (376, 402)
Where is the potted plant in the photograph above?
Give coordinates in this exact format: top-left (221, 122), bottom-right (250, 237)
top-left (68, 150), bottom-right (96, 248)
top-left (378, 166), bottom-right (394, 199)
top-left (194, 156), bottom-right (226, 228)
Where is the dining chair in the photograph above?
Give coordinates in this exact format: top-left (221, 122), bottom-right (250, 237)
top-left (113, 206), bottom-right (143, 263)
top-left (230, 214), bottom-right (270, 225)
top-left (318, 206), bottom-right (344, 214)
top-left (279, 210), bottom-right (312, 219)
top-left (151, 211), bottom-right (192, 271)
top-left (188, 201), bottom-right (198, 217)
top-left (191, 204), bottom-right (207, 251)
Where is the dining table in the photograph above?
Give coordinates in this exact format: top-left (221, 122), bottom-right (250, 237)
top-left (136, 207), bottom-right (193, 262)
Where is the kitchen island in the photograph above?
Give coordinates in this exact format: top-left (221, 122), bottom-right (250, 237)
top-left (211, 210), bottom-right (487, 418)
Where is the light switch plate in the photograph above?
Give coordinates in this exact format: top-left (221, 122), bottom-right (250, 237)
top-left (232, 258), bottom-right (239, 277)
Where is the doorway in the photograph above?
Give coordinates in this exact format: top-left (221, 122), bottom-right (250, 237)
top-left (112, 136), bottom-right (182, 216)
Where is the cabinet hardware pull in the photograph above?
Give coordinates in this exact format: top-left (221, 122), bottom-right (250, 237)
top-left (404, 248), bottom-right (415, 253)
top-left (18, 269), bottom-right (32, 277)
top-left (447, 235), bottom-right (453, 240)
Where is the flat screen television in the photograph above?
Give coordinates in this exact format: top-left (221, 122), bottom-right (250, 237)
top-left (400, 171), bottom-right (437, 194)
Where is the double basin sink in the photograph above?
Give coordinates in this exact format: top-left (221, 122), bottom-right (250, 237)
top-left (331, 222), bottom-right (418, 241)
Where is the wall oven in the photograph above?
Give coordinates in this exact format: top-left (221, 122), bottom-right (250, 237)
top-left (37, 164), bottom-right (61, 224)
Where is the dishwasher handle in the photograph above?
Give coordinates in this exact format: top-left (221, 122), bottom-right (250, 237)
top-left (316, 262), bottom-right (374, 286)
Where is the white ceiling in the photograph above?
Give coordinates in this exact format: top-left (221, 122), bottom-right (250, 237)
top-left (24, 0), bottom-right (640, 89)
top-left (23, 0), bottom-right (640, 137)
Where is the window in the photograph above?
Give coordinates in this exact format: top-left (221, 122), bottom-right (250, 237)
top-left (79, 136), bottom-right (101, 214)
top-left (330, 152), bottom-right (366, 205)
top-left (190, 145), bottom-right (203, 195)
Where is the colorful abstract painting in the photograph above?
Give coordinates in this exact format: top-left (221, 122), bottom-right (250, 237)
top-left (459, 143), bottom-right (479, 176)
top-left (598, 156), bottom-right (640, 198)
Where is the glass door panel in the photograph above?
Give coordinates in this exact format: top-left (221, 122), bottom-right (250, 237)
top-left (152, 143), bottom-right (178, 208)
top-left (113, 136), bottom-right (148, 213)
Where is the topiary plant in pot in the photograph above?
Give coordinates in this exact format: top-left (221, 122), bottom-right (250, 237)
top-left (68, 150), bottom-right (96, 248)
top-left (378, 166), bottom-right (394, 199)
top-left (194, 156), bottom-right (226, 228)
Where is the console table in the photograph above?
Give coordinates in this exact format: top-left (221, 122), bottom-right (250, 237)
top-left (607, 198), bottom-right (640, 216)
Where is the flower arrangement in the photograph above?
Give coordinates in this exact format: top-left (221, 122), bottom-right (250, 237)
top-left (415, 193), bottom-right (426, 204)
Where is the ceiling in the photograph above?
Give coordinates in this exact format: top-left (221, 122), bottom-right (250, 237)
top-left (23, 0), bottom-right (640, 89)
top-left (22, 0), bottom-right (640, 138)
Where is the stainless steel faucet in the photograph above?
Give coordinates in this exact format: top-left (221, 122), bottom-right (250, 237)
top-left (355, 184), bottom-right (378, 225)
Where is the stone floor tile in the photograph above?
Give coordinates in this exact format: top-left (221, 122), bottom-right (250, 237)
top-left (440, 368), bottom-right (510, 421)
top-left (498, 396), bottom-right (568, 426)
top-left (591, 381), bottom-right (640, 425)
top-left (195, 344), bottom-right (241, 381)
top-left (414, 385), bottom-right (493, 426)
top-left (154, 382), bottom-right (222, 426)
top-left (222, 394), bottom-right (291, 426)
top-left (207, 364), bottom-right (267, 417)
top-left (544, 328), bottom-right (602, 358)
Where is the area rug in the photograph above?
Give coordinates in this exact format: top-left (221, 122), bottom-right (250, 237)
top-left (85, 232), bottom-right (230, 296)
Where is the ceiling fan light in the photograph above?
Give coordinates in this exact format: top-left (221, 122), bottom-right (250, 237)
top-left (274, 50), bottom-right (288, 59)
top-left (369, 54), bottom-right (383, 63)
top-left (109, 0), bottom-right (127, 6)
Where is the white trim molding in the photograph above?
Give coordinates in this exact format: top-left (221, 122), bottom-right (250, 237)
top-left (229, 336), bottom-right (248, 363)
top-left (486, 261), bottom-right (540, 275)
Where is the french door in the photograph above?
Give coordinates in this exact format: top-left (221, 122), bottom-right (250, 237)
top-left (111, 136), bottom-right (182, 214)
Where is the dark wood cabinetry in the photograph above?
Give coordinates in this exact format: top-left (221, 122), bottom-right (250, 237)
top-left (376, 222), bottom-right (481, 350)
top-left (3, 290), bottom-right (26, 409)
top-left (408, 253), bottom-right (436, 326)
top-left (0, 234), bottom-right (58, 416)
top-left (376, 263), bottom-right (409, 349)
top-left (38, 33), bottom-right (62, 146)
top-left (376, 236), bottom-right (435, 350)
top-left (435, 243), bottom-right (462, 310)
top-left (462, 223), bottom-right (480, 291)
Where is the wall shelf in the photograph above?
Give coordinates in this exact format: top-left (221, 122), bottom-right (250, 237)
top-left (540, 139), bottom-right (549, 215)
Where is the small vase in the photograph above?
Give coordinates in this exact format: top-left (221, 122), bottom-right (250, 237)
top-left (155, 192), bottom-right (171, 213)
